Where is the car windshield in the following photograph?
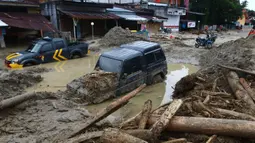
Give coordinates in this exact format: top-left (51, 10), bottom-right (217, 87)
top-left (98, 56), bottom-right (122, 73)
top-left (26, 43), bottom-right (42, 53)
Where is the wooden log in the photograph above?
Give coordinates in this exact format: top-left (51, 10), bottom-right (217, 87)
top-left (68, 84), bottom-right (146, 138)
top-left (240, 78), bottom-right (255, 101)
top-left (218, 64), bottom-right (255, 76)
top-left (139, 100), bottom-right (152, 129)
top-left (201, 91), bottom-right (231, 97)
top-left (206, 135), bottom-right (217, 143)
top-left (150, 99), bottom-right (183, 138)
top-left (66, 131), bottom-right (103, 143)
top-left (0, 92), bottom-right (36, 110)
top-left (162, 138), bottom-right (187, 143)
top-left (227, 72), bottom-right (255, 111)
top-left (213, 107), bottom-right (255, 121)
top-left (100, 128), bottom-right (148, 143)
top-left (148, 116), bottom-right (255, 138)
top-left (125, 129), bottom-right (154, 142)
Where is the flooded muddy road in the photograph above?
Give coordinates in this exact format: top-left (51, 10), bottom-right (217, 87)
top-left (24, 54), bottom-right (197, 117)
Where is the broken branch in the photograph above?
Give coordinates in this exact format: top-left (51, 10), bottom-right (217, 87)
top-left (68, 84), bottom-right (146, 138)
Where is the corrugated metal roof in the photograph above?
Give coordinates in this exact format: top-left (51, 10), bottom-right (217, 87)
top-left (0, 20), bottom-right (8, 27)
top-left (60, 10), bottom-right (120, 20)
top-left (0, 0), bottom-right (39, 7)
top-left (0, 13), bottom-right (56, 32)
top-left (114, 13), bottom-right (147, 21)
top-left (139, 15), bottom-right (167, 22)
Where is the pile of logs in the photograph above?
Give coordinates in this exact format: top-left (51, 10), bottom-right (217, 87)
top-left (1, 65), bottom-right (255, 143)
top-left (61, 64), bottom-right (255, 143)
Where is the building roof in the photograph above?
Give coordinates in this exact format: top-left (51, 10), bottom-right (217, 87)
top-left (121, 41), bottom-right (160, 53)
top-left (187, 11), bottom-right (205, 16)
top-left (0, 0), bottom-right (39, 7)
top-left (0, 12), bottom-right (56, 32)
top-left (102, 48), bottom-right (142, 61)
top-left (0, 20), bottom-right (8, 27)
top-left (60, 10), bottom-right (120, 20)
top-left (139, 14), bottom-right (167, 22)
top-left (114, 13), bottom-right (147, 21)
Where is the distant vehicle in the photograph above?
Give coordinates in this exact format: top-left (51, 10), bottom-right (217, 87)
top-left (5, 37), bottom-right (89, 68)
top-left (95, 41), bottom-right (168, 95)
top-left (195, 37), bottom-right (213, 49)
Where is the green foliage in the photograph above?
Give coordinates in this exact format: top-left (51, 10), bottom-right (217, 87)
top-left (189, 0), bottom-right (247, 25)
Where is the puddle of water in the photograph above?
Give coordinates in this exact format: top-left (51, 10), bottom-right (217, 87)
top-left (26, 54), bottom-right (99, 92)
top-left (87, 64), bottom-right (198, 118)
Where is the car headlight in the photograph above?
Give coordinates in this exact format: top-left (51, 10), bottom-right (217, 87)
top-left (11, 59), bottom-right (19, 63)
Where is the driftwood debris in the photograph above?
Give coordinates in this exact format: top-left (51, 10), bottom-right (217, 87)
top-left (68, 84), bottom-right (146, 138)
top-left (125, 129), bottom-right (154, 142)
top-left (100, 128), bottom-right (148, 143)
top-left (162, 138), bottom-right (187, 143)
top-left (227, 72), bottom-right (255, 111)
top-left (148, 116), bottom-right (255, 138)
top-left (240, 78), bottom-right (255, 101)
top-left (213, 107), bottom-right (255, 121)
top-left (139, 100), bottom-right (152, 129)
top-left (0, 92), bottom-right (36, 110)
top-left (206, 135), bottom-right (217, 143)
top-left (66, 131), bottom-right (103, 143)
top-left (150, 99), bottom-right (183, 138)
top-left (218, 64), bottom-right (255, 76)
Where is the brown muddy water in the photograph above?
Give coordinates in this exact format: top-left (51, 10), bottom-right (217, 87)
top-left (24, 54), bottom-right (198, 117)
top-left (6, 53), bottom-right (197, 117)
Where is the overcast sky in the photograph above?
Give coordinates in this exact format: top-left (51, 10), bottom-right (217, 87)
top-left (241, 0), bottom-right (255, 10)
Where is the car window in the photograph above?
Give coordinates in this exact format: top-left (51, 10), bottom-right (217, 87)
top-left (145, 53), bottom-right (156, 65)
top-left (123, 57), bottom-right (142, 75)
top-left (55, 41), bottom-right (65, 49)
top-left (41, 44), bottom-right (53, 53)
top-left (98, 56), bottom-right (122, 73)
top-left (154, 50), bottom-right (165, 61)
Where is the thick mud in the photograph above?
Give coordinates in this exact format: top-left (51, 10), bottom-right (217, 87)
top-left (87, 64), bottom-right (198, 118)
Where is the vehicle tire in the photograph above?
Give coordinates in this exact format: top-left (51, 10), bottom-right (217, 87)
top-left (206, 43), bottom-right (213, 49)
top-left (152, 74), bottom-right (164, 84)
top-left (70, 52), bottom-right (82, 59)
top-left (23, 62), bottom-right (34, 67)
top-left (195, 43), bottom-right (200, 48)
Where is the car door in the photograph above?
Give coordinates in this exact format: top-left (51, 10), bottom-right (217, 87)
top-left (119, 56), bottom-right (146, 94)
top-left (54, 41), bottom-right (69, 60)
top-left (40, 43), bottom-right (55, 63)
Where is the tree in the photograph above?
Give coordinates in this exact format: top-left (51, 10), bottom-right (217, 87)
top-left (189, 0), bottom-right (247, 25)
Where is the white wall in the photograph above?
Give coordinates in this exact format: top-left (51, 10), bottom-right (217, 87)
top-left (164, 15), bottom-right (180, 32)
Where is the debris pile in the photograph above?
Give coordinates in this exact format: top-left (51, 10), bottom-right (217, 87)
top-left (0, 68), bottom-right (46, 100)
top-left (200, 35), bottom-right (255, 70)
top-left (99, 26), bottom-right (147, 47)
top-left (66, 70), bottom-right (118, 104)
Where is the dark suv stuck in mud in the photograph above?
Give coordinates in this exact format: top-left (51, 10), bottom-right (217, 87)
top-left (96, 41), bottom-right (167, 94)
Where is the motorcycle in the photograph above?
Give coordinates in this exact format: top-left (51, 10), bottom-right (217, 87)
top-left (195, 33), bottom-right (217, 49)
top-left (195, 37), bottom-right (213, 49)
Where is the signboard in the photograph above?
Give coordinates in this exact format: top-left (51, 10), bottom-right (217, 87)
top-left (187, 22), bottom-right (196, 28)
top-left (167, 8), bottom-right (186, 16)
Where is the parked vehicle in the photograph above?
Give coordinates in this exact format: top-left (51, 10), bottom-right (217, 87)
top-left (95, 41), bottom-right (168, 95)
top-left (195, 32), bottom-right (217, 49)
top-left (5, 37), bottom-right (89, 68)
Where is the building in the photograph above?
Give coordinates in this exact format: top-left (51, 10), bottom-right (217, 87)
top-left (0, 0), bottom-right (56, 47)
top-left (41, 0), bottom-right (120, 40)
top-left (146, 0), bottom-right (186, 32)
top-left (41, 0), bottom-right (166, 40)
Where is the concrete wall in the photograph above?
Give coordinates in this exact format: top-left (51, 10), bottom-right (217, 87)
top-left (40, 2), bottom-right (58, 29)
top-left (148, 5), bottom-right (180, 32)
